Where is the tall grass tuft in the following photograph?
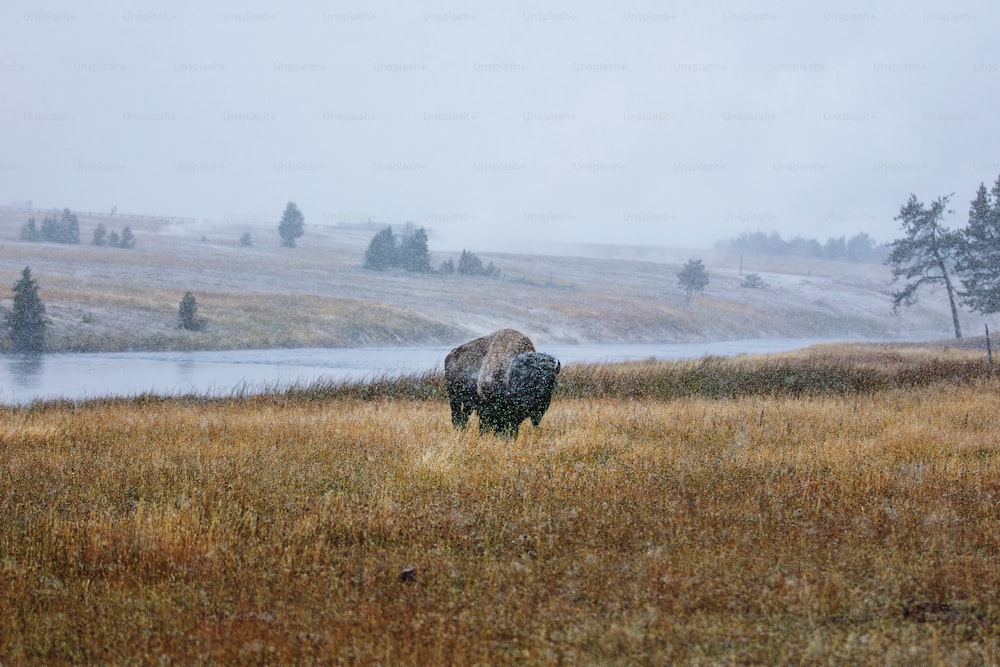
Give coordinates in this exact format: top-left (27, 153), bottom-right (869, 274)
top-left (557, 347), bottom-right (997, 400)
top-left (271, 343), bottom-right (996, 404)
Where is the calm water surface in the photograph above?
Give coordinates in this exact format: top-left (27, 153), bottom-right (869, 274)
top-left (0, 338), bottom-right (863, 404)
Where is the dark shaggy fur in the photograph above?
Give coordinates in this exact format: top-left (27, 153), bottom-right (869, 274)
top-left (444, 330), bottom-right (560, 437)
top-left (479, 351), bottom-right (561, 438)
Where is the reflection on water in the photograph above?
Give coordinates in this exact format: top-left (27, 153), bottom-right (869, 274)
top-left (176, 357), bottom-right (196, 380)
top-left (7, 353), bottom-right (43, 389)
top-left (0, 337), bottom-right (870, 405)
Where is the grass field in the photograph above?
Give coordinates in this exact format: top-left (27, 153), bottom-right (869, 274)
top-left (2, 345), bottom-right (999, 664)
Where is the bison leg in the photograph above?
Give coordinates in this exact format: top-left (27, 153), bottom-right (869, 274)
top-left (476, 403), bottom-right (504, 435)
top-left (450, 397), bottom-right (472, 429)
top-left (490, 413), bottom-right (519, 439)
top-left (447, 384), bottom-right (477, 430)
top-left (477, 407), bottom-right (494, 434)
top-left (478, 400), bottom-right (522, 439)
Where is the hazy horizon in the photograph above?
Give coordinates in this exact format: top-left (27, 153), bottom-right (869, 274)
top-left (3, 1), bottom-right (998, 250)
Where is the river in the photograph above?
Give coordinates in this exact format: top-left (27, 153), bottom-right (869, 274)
top-left (0, 337), bottom-right (863, 405)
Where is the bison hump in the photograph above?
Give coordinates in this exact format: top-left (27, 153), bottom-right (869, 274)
top-left (477, 329), bottom-right (535, 399)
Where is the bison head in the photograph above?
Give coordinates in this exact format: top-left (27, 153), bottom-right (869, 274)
top-left (477, 351), bottom-right (561, 438)
top-left (505, 352), bottom-right (561, 427)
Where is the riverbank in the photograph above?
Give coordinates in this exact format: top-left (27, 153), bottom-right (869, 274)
top-left (0, 209), bottom-right (981, 352)
top-left (0, 337), bottom-right (881, 405)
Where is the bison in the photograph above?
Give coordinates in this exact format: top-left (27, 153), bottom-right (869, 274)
top-left (444, 329), bottom-right (560, 438)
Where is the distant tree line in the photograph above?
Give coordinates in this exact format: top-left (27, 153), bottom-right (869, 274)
top-left (92, 223), bottom-right (136, 248)
top-left (714, 230), bottom-right (885, 263)
top-left (21, 209), bottom-right (80, 244)
top-left (19, 201), bottom-right (300, 251)
top-left (440, 250), bottom-right (499, 277)
top-left (21, 209), bottom-right (136, 249)
top-left (363, 224), bottom-right (498, 277)
top-left (363, 224), bottom-right (431, 272)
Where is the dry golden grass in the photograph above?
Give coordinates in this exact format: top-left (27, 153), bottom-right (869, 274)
top-left (3, 350), bottom-right (1000, 664)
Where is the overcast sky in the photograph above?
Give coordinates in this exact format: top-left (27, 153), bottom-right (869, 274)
top-left (2, 1), bottom-right (997, 250)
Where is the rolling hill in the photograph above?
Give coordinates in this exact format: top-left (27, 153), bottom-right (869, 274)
top-left (0, 207), bottom-right (980, 352)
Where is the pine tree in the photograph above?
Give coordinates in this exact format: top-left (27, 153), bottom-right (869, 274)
top-left (40, 214), bottom-right (58, 242)
top-left (398, 227), bottom-right (432, 272)
top-left (119, 226), bottom-right (136, 249)
top-left (957, 176), bottom-right (1000, 315)
top-left (21, 217), bottom-right (40, 241)
top-left (278, 201), bottom-right (305, 248)
top-left (677, 259), bottom-right (709, 302)
top-left (178, 291), bottom-right (206, 331)
top-left (458, 250), bottom-right (484, 275)
top-left (363, 227), bottom-right (398, 270)
top-left (58, 208), bottom-right (80, 243)
top-left (6, 266), bottom-right (47, 352)
top-left (34, 209), bottom-right (80, 244)
top-left (885, 193), bottom-right (963, 338)
top-left (92, 223), bottom-right (107, 246)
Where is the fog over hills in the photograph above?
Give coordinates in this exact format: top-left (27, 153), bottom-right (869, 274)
top-left (0, 208), bottom-right (983, 352)
top-left (3, 2), bottom-right (998, 250)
